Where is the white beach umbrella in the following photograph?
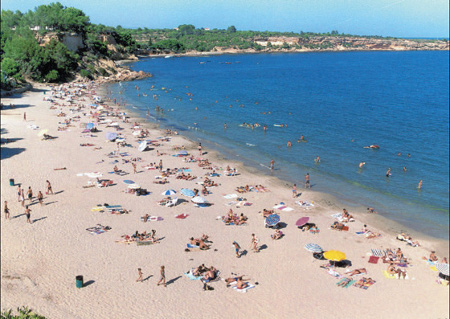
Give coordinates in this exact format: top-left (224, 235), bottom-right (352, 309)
top-left (192, 196), bottom-right (207, 204)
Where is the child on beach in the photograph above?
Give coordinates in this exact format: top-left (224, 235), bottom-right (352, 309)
top-left (250, 234), bottom-right (260, 253)
top-left (136, 268), bottom-right (143, 282)
top-left (157, 266), bottom-right (166, 287)
top-left (292, 184), bottom-right (297, 198)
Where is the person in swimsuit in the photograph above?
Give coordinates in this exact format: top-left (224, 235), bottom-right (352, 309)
top-left (46, 180), bottom-right (53, 195)
top-left (27, 187), bottom-right (33, 202)
top-left (37, 191), bottom-right (44, 206)
top-left (25, 206), bottom-right (32, 224)
top-left (17, 185), bottom-right (22, 202)
top-left (292, 184), bottom-right (297, 198)
top-left (305, 173), bottom-right (311, 188)
top-left (386, 168), bottom-right (391, 177)
top-left (4, 201), bottom-right (10, 219)
top-left (136, 268), bottom-right (143, 282)
top-left (157, 266), bottom-right (166, 287)
top-left (233, 241), bottom-right (241, 258)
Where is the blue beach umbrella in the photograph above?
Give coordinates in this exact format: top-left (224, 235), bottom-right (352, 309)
top-left (106, 132), bottom-right (117, 141)
top-left (123, 180), bottom-right (135, 185)
top-left (86, 123), bottom-right (95, 130)
top-left (304, 243), bottom-right (323, 253)
top-left (181, 188), bottom-right (195, 197)
top-left (162, 189), bottom-right (177, 196)
top-left (265, 214), bottom-right (280, 226)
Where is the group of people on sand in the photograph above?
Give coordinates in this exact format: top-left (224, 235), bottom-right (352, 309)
top-left (222, 209), bottom-right (248, 225)
top-left (189, 234), bottom-right (211, 250)
top-left (121, 230), bottom-right (159, 243)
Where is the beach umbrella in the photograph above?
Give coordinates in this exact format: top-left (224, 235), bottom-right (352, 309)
top-left (85, 172), bottom-right (102, 178)
top-left (162, 189), bottom-right (177, 196)
top-left (38, 129), bottom-right (48, 137)
top-left (304, 243), bottom-right (323, 253)
top-left (265, 214), bottom-right (281, 226)
top-left (106, 132), bottom-right (117, 141)
top-left (192, 196), bottom-right (207, 204)
top-left (128, 184), bottom-right (141, 189)
top-left (436, 263), bottom-right (449, 276)
top-left (296, 217), bottom-right (310, 227)
top-left (138, 141), bottom-right (147, 152)
top-left (86, 123), bottom-right (95, 130)
top-left (323, 250), bottom-right (346, 262)
top-left (181, 188), bottom-right (195, 197)
top-left (123, 180), bottom-right (135, 185)
top-left (178, 150), bottom-right (188, 156)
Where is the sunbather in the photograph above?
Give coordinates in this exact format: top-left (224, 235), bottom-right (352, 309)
top-left (337, 277), bottom-right (352, 287)
top-left (347, 268), bottom-right (367, 277)
top-left (271, 229), bottom-right (283, 240)
top-left (236, 277), bottom-right (249, 289)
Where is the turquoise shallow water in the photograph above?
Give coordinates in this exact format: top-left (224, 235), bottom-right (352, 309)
top-left (106, 51), bottom-right (449, 239)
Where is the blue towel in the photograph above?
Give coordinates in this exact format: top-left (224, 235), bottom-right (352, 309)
top-left (187, 244), bottom-right (200, 249)
top-left (184, 272), bottom-right (202, 280)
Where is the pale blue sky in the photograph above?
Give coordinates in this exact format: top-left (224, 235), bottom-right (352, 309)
top-left (1, 0), bottom-right (449, 37)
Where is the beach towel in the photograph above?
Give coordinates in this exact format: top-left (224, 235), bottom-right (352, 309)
top-left (273, 204), bottom-right (294, 212)
top-left (356, 231), bottom-right (365, 235)
top-left (328, 269), bottom-right (342, 279)
top-left (331, 213), bottom-right (343, 219)
top-left (225, 201), bottom-right (237, 206)
top-left (368, 256), bottom-right (380, 264)
top-left (354, 278), bottom-right (376, 289)
top-left (383, 270), bottom-right (409, 280)
top-left (430, 266), bottom-right (438, 271)
top-left (337, 278), bottom-right (356, 288)
top-left (141, 216), bottom-right (163, 222)
top-left (224, 194), bottom-right (238, 199)
top-left (136, 241), bottom-right (154, 246)
top-left (187, 244), bottom-right (200, 249)
top-left (184, 271), bottom-right (202, 280)
top-left (232, 283), bottom-right (255, 293)
top-left (175, 213), bottom-right (189, 219)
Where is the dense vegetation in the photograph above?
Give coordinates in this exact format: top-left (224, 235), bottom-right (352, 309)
top-left (1, 2), bottom-right (139, 89)
top-left (1, 307), bottom-right (47, 319)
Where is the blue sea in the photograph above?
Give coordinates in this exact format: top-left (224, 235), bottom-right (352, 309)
top-left (106, 51), bottom-right (449, 239)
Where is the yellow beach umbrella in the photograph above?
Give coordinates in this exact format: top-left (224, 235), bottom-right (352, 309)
top-left (323, 250), bottom-right (346, 262)
top-left (38, 129), bottom-right (48, 137)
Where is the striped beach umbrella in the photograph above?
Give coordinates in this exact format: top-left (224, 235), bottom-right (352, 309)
top-left (162, 189), bottom-right (177, 196)
top-left (436, 263), bottom-right (449, 276)
top-left (304, 243), bottom-right (323, 253)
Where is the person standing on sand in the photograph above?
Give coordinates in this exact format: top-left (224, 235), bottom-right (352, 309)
top-left (250, 234), bottom-right (260, 253)
top-left (27, 186), bottom-right (33, 203)
top-left (25, 206), bottom-right (32, 224)
top-left (292, 184), bottom-right (297, 198)
top-left (305, 173), bottom-right (311, 188)
top-left (136, 268), bottom-right (143, 282)
top-left (157, 266), bottom-right (166, 287)
top-left (418, 180), bottom-right (423, 190)
top-left (132, 162), bottom-right (137, 174)
top-left (46, 180), bottom-right (53, 195)
top-left (4, 201), bottom-right (10, 220)
top-left (198, 143), bottom-right (202, 156)
top-left (20, 190), bottom-right (25, 207)
top-left (23, 112), bottom-right (26, 121)
top-left (17, 185), bottom-right (22, 202)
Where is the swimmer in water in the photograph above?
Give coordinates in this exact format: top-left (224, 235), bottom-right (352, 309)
top-left (397, 152), bottom-right (401, 156)
top-left (315, 156), bottom-right (320, 163)
top-left (224, 123), bottom-right (227, 129)
top-left (418, 180), bottom-right (422, 190)
top-left (407, 153), bottom-right (411, 157)
top-left (403, 166), bottom-right (407, 172)
top-left (269, 160), bottom-right (275, 170)
top-left (386, 168), bottom-right (391, 177)
top-left (359, 162), bottom-right (366, 168)
top-left (287, 141), bottom-right (292, 147)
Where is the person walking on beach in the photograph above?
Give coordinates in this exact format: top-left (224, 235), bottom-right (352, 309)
top-left (250, 234), bottom-right (260, 253)
top-left (305, 173), bottom-right (311, 189)
top-left (25, 206), bottom-right (32, 224)
top-left (136, 268), bottom-right (143, 282)
top-left (132, 162), bottom-right (137, 174)
top-left (23, 112), bottom-right (26, 121)
top-left (27, 186), bottom-right (33, 203)
top-left (233, 241), bottom-right (241, 258)
top-left (4, 201), bottom-right (10, 220)
top-left (198, 143), bottom-right (202, 156)
top-left (46, 180), bottom-right (53, 195)
top-left (292, 184), bottom-right (297, 198)
top-left (269, 159), bottom-right (275, 170)
top-left (157, 266), bottom-right (166, 287)
top-left (37, 191), bottom-right (44, 206)
top-left (418, 180), bottom-right (423, 190)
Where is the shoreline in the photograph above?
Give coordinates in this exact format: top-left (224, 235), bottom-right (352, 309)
top-left (1, 81), bottom-right (448, 319)
top-left (99, 83), bottom-right (449, 255)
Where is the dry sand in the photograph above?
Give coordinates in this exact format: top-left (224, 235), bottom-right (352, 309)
top-left (1, 83), bottom-right (448, 319)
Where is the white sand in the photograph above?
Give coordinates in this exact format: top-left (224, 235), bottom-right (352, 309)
top-left (1, 83), bottom-right (448, 319)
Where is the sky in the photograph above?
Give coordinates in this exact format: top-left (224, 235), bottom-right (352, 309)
top-left (1, 0), bottom-right (449, 38)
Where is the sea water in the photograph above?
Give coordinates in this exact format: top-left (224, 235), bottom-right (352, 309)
top-left (106, 51), bottom-right (449, 239)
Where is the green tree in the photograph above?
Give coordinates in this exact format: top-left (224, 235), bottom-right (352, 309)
top-left (227, 25), bottom-right (237, 33)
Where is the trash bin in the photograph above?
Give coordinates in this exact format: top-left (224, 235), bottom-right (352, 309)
top-left (76, 275), bottom-right (84, 288)
top-left (9, 179), bottom-right (14, 186)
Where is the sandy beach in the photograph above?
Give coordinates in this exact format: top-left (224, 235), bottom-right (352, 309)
top-left (1, 82), bottom-right (449, 319)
